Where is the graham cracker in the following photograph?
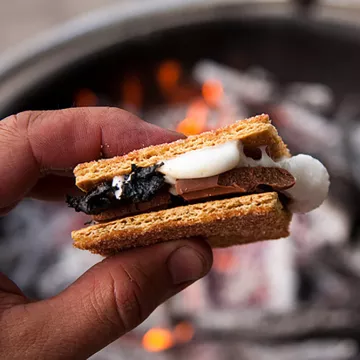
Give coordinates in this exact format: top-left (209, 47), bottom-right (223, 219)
top-left (72, 192), bottom-right (292, 256)
top-left (74, 114), bottom-right (290, 191)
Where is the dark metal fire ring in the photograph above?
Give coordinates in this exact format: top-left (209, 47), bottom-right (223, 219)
top-left (0, 0), bottom-right (359, 117)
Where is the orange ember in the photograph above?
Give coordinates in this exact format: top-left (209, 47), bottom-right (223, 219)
top-left (176, 117), bottom-right (205, 136)
top-left (176, 99), bottom-right (208, 136)
top-left (173, 321), bottom-right (195, 344)
top-left (157, 60), bottom-right (182, 92)
top-left (213, 250), bottom-right (236, 273)
top-left (142, 328), bottom-right (174, 352)
top-left (74, 88), bottom-right (97, 107)
top-left (121, 75), bottom-right (143, 108)
top-left (202, 80), bottom-right (223, 107)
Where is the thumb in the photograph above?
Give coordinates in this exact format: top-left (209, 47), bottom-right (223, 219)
top-left (4, 238), bottom-right (212, 359)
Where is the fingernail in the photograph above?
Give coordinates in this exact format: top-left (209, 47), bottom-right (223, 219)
top-left (167, 246), bottom-right (207, 285)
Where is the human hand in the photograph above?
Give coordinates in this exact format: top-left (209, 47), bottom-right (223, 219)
top-left (0, 108), bottom-right (213, 359)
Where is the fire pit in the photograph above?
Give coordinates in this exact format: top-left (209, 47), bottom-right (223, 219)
top-left (2, 1), bottom-right (360, 359)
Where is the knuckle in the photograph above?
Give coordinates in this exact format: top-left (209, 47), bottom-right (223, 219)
top-left (88, 283), bottom-right (121, 331)
top-left (80, 258), bottom-right (162, 341)
top-left (4, 110), bottom-right (44, 128)
top-left (0, 114), bottom-right (21, 143)
top-left (110, 264), bottom-right (145, 333)
top-left (0, 111), bottom-right (45, 141)
top-left (83, 265), bottom-right (144, 334)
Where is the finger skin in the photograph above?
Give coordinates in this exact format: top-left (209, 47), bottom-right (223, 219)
top-left (0, 107), bottom-right (203, 359)
top-left (0, 239), bottom-right (212, 359)
top-left (0, 107), bottom-right (183, 209)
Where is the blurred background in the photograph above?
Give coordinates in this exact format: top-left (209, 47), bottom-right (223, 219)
top-left (1, 0), bottom-right (360, 359)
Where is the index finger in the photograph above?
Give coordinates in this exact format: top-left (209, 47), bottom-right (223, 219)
top-left (0, 107), bottom-right (182, 209)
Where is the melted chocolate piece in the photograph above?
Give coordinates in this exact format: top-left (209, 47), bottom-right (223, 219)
top-left (219, 167), bottom-right (295, 191)
top-left (95, 167), bottom-right (295, 220)
top-left (176, 167), bottom-right (295, 201)
top-left (68, 165), bottom-right (295, 219)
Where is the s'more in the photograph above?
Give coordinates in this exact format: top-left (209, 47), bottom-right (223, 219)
top-left (67, 114), bottom-right (330, 255)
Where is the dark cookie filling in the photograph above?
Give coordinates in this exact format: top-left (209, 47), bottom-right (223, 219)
top-left (66, 164), bottom-right (166, 215)
top-left (121, 163), bottom-right (165, 203)
top-left (66, 182), bottom-right (117, 215)
top-left (67, 164), bottom-right (295, 218)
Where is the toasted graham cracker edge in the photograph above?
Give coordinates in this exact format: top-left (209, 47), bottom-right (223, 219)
top-left (75, 114), bottom-right (290, 191)
top-left (92, 208), bottom-right (133, 222)
top-left (72, 192), bottom-right (292, 256)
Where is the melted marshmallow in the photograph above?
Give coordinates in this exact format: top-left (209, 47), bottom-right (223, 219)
top-left (112, 174), bottom-right (134, 200)
top-left (157, 141), bottom-right (330, 213)
top-left (238, 144), bottom-right (280, 168)
top-left (112, 175), bottom-right (125, 199)
top-left (278, 154), bottom-right (330, 213)
top-left (111, 140), bottom-right (329, 213)
top-left (158, 141), bottom-right (281, 180)
top-left (158, 141), bottom-right (241, 180)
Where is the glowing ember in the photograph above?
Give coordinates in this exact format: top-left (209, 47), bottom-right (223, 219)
top-left (202, 80), bottom-right (223, 107)
top-left (176, 117), bottom-right (204, 136)
top-left (74, 88), bottom-right (98, 107)
top-left (157, 60), bottom-right (182, 92)
top-left (173, 321), bottom-right (195, 344)
top-left (142, 328), bottom-right (174, 352)
top-left (121, 74), bottom-right (143, 109)
top-left (176, 99), bottom-right (208, 135)
top-left (213, 249), bottom-right (237, 273)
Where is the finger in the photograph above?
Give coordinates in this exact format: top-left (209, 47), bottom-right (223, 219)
top-left (0, 107), bottom-right (183, 209)
top-left (3, 238), bottom-right (212, 359)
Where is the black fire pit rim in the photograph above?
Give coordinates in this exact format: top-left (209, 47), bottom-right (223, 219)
top-left (0, 1), bottom-right (295, 80)
top-left (0, 0), bottom-right (359, 117)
